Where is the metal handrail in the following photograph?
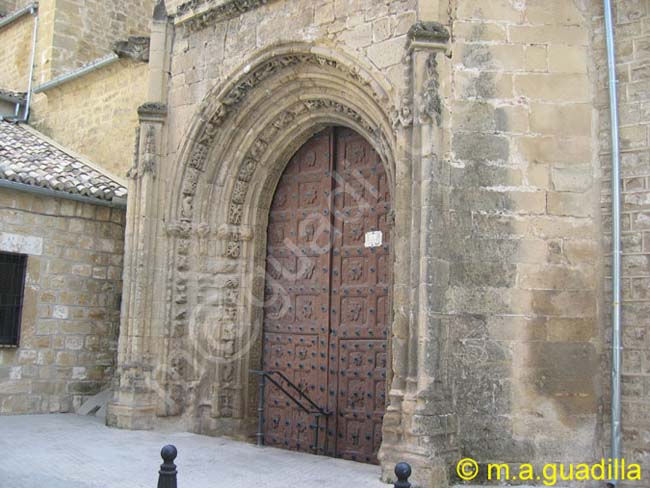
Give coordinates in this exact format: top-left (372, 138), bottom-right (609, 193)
top-left (251, 369), bottom-right (331, 454)
top-left (274, 370), bottom-right (329, 415)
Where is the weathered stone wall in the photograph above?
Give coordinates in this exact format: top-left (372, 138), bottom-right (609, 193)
top-left (48, 0), bottom-right (154, 77)
top-left (0, 188), bottom-right (125, 414)
top-left (30, 60), bottom-right (149, 177)
top-left (11, 0), bottom-right (154, 177)
top-left (0, 10), bottom-right (33, 92)
top-left (594, 1), bottom-right (650, 485)
top-left (0, 0), bottom-right (127, 87)
top-left (162, 0), bottom-right (181, 14)
top-left (444, 0), bottom-right (603, 477)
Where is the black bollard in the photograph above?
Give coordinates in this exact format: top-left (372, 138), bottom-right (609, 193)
top-left (394, 462), bottom-right (412, 488)
top-left (157, 444), bottom-right (178, 488)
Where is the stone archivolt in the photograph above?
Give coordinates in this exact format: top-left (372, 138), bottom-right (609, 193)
top-left (188, 52), bottom-right (376, 175)
top-left (174, 47), bottom-right (393, 228)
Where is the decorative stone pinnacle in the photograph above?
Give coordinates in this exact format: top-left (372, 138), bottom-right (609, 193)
top-left (153, 0), bottom-right (167, 20)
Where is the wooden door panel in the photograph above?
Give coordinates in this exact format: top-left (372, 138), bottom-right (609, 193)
top-left (263, 129), bottom-right (332, 454)
top-left (329, 128), bottom-right (390, 463)
top-left (262, 127), bottom-right (390, 463)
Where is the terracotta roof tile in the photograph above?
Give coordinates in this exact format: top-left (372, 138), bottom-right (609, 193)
top-left (0, 120), bottom-right (127, 202)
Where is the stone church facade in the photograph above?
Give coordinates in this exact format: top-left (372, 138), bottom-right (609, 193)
top-left (106, 0), bottom-right (649, 486)
top-left (1, 0), bottom-right (649, 486)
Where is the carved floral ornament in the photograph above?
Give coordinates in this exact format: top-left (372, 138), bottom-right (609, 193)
top-left (391, 21), bottom-right (450, 129)
top-left (175, 0), bottom-right (272, 31)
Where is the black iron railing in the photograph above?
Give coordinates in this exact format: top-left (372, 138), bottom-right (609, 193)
top-left (251, 369), bottom-right (331, 454)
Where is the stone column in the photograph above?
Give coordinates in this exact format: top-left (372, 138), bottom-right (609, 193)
top-left (107, 0), bottom-right (171, 430)
top-left (380, 18), bottom-right (456, 488)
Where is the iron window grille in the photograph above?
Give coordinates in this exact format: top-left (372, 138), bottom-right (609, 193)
top-left (0, 252), bottom-right (27, 347)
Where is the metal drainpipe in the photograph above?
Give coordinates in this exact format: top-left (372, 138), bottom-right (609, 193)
top-left (22, 4), bottom-right (39, 122)
top-left (603, 0), bottom-right (622, 485)
top-left (32, 52), bottom-right (119, 93)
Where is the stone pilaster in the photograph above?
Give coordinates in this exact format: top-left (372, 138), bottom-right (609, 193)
top-left (379, 21), bottom-right (456, 488)
top-left (107, 0), bottom-right (171, 430)
top-left (107, 102), bottom-right (167, 430)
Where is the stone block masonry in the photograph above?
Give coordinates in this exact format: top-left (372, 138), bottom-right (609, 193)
top-left (30, 59), bottom-right (149, 177)
top-left (0, 9), bottom-right (34, 92)
top-left (0, 0), bottom-right (32, 15)
top-left (47, 0), bottom-right (155, 77)
top-left (0, 188), bottom-right (125, 414)
top-left (446, 0), bottom-right (603, 476)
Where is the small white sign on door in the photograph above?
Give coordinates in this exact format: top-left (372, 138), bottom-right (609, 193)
top-left (364, 230), bottom-right (382, 248)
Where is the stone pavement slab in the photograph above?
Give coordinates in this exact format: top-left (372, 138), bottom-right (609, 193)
top-left (0, 414), bottom-right (387, 488)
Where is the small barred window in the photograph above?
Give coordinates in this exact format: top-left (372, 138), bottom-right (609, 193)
top-left (0, 252), bottom-right (27, 347)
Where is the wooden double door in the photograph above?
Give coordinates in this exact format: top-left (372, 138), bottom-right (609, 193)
top-left (262, 127), bottom-right (392, 464)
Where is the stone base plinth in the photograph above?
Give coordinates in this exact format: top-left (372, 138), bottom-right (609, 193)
top-left (106, 400), bottom-right (156, 430)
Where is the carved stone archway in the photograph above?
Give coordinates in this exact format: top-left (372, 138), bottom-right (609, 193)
top-left (148, 44), bottom-right (405, 441)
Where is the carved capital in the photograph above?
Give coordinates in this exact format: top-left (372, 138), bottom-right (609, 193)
top-left (138, 102), bottom-right (168, 123)
top-left (217, 224), bottom-right (253, 241)
top-left (165, 221), bottom-right (193, 238)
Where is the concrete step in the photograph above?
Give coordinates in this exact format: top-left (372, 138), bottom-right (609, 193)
top-left (76, 389), bottom-right (111, 418)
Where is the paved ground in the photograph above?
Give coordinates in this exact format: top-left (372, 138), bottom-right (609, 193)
top-left (0, 414), bottom-right (387, 488)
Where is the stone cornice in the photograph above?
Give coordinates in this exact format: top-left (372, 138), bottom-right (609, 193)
top-left (174, 0), bottom-right (272, 30)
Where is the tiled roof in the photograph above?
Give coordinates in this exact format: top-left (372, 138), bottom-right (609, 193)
top-left (0, 120), bottom-right (127, 203)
